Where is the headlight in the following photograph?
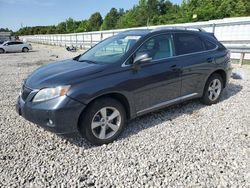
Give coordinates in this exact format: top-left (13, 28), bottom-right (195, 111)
top-left (33, 85), bottom-right (70, 102)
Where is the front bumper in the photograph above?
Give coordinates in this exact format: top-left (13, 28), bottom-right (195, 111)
top-left (16, 95), bottom-right (86, 134)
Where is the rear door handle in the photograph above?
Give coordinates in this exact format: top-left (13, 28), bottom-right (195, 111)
top-left (207, 58), bottom-right (214, 63)
top-left (170, 64), bottom-right (177, 69)
top-left (170, 64), bottom-right (182, 73)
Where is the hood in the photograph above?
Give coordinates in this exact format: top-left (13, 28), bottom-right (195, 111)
top-left (25, 59), bottom-right (104, 89)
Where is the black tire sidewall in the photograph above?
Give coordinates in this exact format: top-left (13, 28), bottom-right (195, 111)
top-left (0, 48), bottom-right (4, 53)
top-left (201, 74), bottom-right (223, 105)
top-left (79, 97), bottom-right (126, 145)
top-left (22, 47), bottom-right (29, 52)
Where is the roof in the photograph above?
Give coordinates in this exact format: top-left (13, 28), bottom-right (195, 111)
top-left (118, 27), bottom-right (207, 37)
top-left (118, 29), bottom-right (151, 36)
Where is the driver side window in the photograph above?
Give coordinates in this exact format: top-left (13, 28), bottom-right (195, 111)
top-left (136, 34), bottom-right (173, 62)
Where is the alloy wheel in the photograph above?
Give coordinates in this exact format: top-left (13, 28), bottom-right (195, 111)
top-left (208, 79), bottom-right (222, 101)
top-left (91, 107), bottom-right (121, 140)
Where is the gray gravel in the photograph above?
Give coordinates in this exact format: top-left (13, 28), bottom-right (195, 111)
top-left (0, 44), bottom-right (249, 187)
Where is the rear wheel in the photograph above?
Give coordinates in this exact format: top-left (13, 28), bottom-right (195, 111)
top-left (0, 48), bottom-right (4, 54)
top-left (201, 73), bottom-right (223, 105)
top-left (79, 97), bottom-right (126, 145)
top-left (22, 47), bottom-right (29, 52)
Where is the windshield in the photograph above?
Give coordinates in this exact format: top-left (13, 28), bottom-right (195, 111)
top-left (78, 35), bottom-right (142, 64)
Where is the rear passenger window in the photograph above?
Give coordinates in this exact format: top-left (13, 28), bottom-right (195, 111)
top-left (204, 40), bottom-right (217, 50)
top-left (174, 33), bottom-right (205, 55)
top-left (13, 42), bottom-right (23, 45)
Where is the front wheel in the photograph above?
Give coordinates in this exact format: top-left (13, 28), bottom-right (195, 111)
top-left (22, 47), bottom-right (29, 52)
top-left (0, 48), bottom-right (5, 54)
top-left (79, 97), bottom-right (126, 145)
top-left (201, 74), bottom-right (223, 105)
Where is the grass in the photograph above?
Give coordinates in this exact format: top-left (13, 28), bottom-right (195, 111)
top-left (231, 59), bottom-right (250, 65)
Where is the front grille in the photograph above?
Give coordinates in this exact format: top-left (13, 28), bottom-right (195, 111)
top-left (21, 86), bottom-right (32, 101)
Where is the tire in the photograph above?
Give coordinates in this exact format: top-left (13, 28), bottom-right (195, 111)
top-left (79, 97), bottom-right (126, 145)
top-left (0, 48), bottom-right (5, 54)
top-left (22, 47), bottom-right (29, 52)
top-left (201, 73), bottom-right (223, 105)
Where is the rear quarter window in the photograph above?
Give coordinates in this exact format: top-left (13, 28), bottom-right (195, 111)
top-left (204, 40), bottom-right (217, 50)
top-left (174, 33), bottom-right (205, 55)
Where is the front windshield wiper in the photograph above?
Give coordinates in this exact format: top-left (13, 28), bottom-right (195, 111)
top-left (73, 55), bottom-right (97, 64)
top-left (77, 59), bottom-right (97, 64)
top-left (73, 54), bottom-right (81, 61)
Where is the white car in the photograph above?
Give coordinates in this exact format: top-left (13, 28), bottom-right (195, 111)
top-left (0, 41), bottom-right (32, 53)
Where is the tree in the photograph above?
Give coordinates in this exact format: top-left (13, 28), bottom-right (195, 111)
top-left (88, 12), bottom-right (103, 31)
top-left (56, 22), bottom-right (67, 34)
top-left (0, 28), bottom-right (13, 33)
top-left (76, 20), bottom-right (90, 32)
top-left (14, 0), bottom-right (250, 35)
top-left (65, 18), bottom-right (79, 33)
top-left (102, 8), bottom-right (123, 30)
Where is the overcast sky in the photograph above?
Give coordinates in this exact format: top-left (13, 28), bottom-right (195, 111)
top-left (0, 0), bottom-right (182, 31)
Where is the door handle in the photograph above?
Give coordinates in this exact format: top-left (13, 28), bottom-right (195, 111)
top-left (171, 64), bottom-right (177, 68)
top-left (207, 58), bottom-right (214, 63)
top-left (170, 64), bottom-right (180, 72)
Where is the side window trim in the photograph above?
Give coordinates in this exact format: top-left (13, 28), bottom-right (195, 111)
top-left (121, 32), bottom-right (219, 68)
top-left (173, 32), bottom-right (219, 56)
top-left (203, 39), bottom-right (218, 51)
top-left (122, 33), bottom-right (174, 67)
top-left (173, 33), bottom-right (206, 55)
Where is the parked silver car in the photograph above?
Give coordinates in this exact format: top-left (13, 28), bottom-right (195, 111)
top-left (0, 41), bottom-right (32, 53)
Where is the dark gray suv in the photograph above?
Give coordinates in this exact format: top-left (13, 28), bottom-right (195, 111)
top-left (16, 28), bottom-right (232, 145)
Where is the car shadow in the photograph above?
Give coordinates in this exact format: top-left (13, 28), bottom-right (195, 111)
top-left (60, 82), bottom-right (243, 148)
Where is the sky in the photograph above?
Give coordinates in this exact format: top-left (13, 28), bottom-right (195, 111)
top-left (0, 0), bottom-right (182, 31)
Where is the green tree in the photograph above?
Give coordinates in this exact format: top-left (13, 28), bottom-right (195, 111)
top-left (0, 28), bottom-right (13, 33)
top-left (56, 22), bottom-right (67, 34)
top-left (88, 12), bottom-right (103, 31)
top-left (76, 20), bottom-right (90, 32)
top-left (14, 0), bottom-right (250, 35)
top-left (65, 18), bottom-right (78, 33)
top-left (102, 8), bottom-right (123, 30)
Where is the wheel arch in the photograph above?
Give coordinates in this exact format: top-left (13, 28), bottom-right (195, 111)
top-left (22, 47), bottom-right (29, 51)
top-left (77, 92), bottom-right (132, 130)
top-left (201, 69), bottom-right (227, 97)
top-left (0, 48), bottom-right (5, 53)
top-left (210, 69), bottom-right (227, 88)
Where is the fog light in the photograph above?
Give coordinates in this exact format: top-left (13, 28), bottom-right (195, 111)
top-left (46, 119), bottom-right (55, 127)
top-left (48, 119), bottom-right (53, 125)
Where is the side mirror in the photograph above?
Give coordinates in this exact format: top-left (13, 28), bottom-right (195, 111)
top-left (4, 44), bottom-right (8, 46)
top-left (133, 53), bottom-right (152, 64)
top-left (132, 53), bottom-right (152, 71)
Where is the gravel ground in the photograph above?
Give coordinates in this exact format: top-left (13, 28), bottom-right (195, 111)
top-left (0, 44), bottom-right (249, 187)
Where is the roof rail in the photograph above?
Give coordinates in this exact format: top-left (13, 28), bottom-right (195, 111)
top-left (151, 26), bottom-right (206, 32)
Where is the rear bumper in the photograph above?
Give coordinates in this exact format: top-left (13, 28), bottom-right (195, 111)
top-left (226, 64), bottom-right (233, 86)
top-left (16, 95), bottom-right (86, 134)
